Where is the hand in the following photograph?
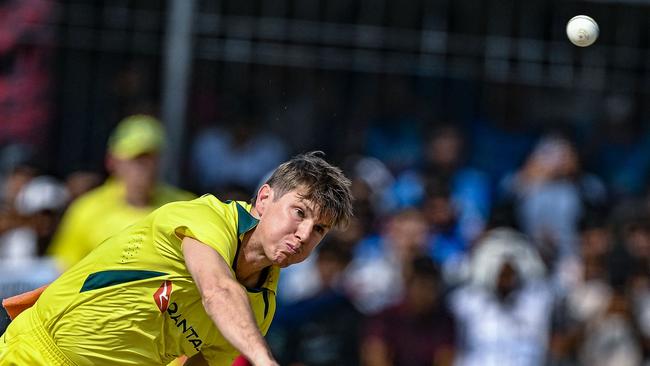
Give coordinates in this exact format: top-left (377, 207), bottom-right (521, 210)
top-left (231, 355), bottom-right (279, 366)
top-left (250, 352), bottom-right (279, 366)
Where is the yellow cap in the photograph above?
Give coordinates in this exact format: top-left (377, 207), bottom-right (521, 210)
top-left (107, 115), bottom-right (165, 159)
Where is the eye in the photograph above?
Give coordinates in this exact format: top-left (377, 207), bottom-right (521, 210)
top-left (294, 208), bottom-right (305, 218)
top-left (314, 225), bottom-right (325, 235)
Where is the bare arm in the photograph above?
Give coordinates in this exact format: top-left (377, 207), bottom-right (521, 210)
top-left (182, 236), bottom-right (278, 366)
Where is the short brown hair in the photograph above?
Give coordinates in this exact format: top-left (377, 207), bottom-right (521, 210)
top-left (262, 151), bottom-right (353, 230)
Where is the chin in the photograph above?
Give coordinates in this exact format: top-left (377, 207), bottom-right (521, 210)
top-left (270, 253), bottom-right (291, 268)
top-left (274, 258), bottom-right (293, 268)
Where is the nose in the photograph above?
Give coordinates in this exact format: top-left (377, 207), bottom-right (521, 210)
top-left (295, 219), bottom-right (314, 243)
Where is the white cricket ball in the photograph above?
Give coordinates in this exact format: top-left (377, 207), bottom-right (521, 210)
top-left (566, 15), bottom-right (599, 47)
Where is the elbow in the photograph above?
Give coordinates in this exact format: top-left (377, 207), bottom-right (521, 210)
top-left (201, 280), bottom-right (241, 309)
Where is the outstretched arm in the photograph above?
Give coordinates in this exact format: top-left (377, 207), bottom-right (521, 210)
top-left (182, 236), bottom-right (278, 366)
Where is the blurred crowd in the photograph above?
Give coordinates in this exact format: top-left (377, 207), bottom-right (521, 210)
top-left (1, 107), bottom-right (649, 366)
top-left (267, 119), bottom-right (650, 366)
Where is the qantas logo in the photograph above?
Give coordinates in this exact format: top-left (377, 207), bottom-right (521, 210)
top-left (153, 279), bottom-right (204, 351)
top-left (154, 280), bottom-right (172, 312)
top-left (167, 302), bottom-right (203, 351)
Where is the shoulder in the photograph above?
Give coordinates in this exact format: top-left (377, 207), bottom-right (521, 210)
top-left (77, 180), bottom-right (117, 201)
top-left (153, 196), bottom-right (243, 263)
top-left (155, 194), bottom-right (237, 221)
top-left (153, 196), bottom-right (257, 244)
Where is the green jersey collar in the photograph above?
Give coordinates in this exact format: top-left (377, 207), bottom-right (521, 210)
top-left (235, 202), bottom-right (259, 237)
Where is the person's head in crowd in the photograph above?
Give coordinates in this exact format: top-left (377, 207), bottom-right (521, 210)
top-left (604, 203), bottom-right (650, 300)
top-left (521, 133), bottom-right (579, 183)
top-left (65, 170), bottom-right (103, 201)
top-left (15, 176), bottom-right (70, 255)
top-left (578, 208), bottom-right (612, 262)
top-left (328, 216), bottom-right (365, 249)
top-left (384, 208), bottom-right (429, 260)
top-left (403, 256), bottom-right (443, 316)
top-left (421, 182), bottom-right (457, 232)
top-left (537, 135), bottom-right (575, 174)
top-left (344, 155), bottom-right (393, 223)
top-left (349, 189), bottom-right (376, 236)
top-left (621, 219), bottom-right (650, 262)
top-left (316, 239), bottom-right (353, 289)
top-left (424, 125), bottom-right (465, 175)
top-left (625, 259), bottom-right (649, 298)
top-left (469, 228), bottom-right (546, 292)
top-left (495, 259), bottom-right (521, 303)
top-left (106, 115), bottom-right (165, 207)
top-left (600, 94), bottom-right (639, 140)
top-left (609, 203), bottom-right (650, 263)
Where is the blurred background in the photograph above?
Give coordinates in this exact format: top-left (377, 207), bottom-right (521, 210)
top-left (1, 0), bottom-right (649, 365)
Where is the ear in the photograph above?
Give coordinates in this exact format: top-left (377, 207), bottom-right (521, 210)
top-left (254, 184), bottom-right (273, 216)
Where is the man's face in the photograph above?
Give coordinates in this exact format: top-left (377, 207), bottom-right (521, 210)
top-left (496, 262), bottom-right (519, 301)
top-left (255, 185), bottom-right (331, 268)
top-left (112, 153), bottom-right (159, 200)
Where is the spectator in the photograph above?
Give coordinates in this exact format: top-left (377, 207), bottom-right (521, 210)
top-left (346, 209), bottom-right (430, 314)
top-left (0, 144), bottom-right (38, 261)
top-left (270, 239), bottom-right (361, 366)
top-left (584, 94), bottom-right (650, 198)
top-left (422, 184), bottom-right (469, 285)
top-left (450, 228), bottom-right (553, 366)
top-left (391, 125), bottom-right (492, 243)
top-left (0, 176), bottom-right (66, 299)
top-left (578, 288), bottom-right (644, 366)
top-left (2, 176), bottom-right (69, 261)
top-left (549, 210), bottom-right (615, 365)
top-left (47, 115), bottom-right (195, 271)
top-left (346, 155), bottom-right (395, 219)
top-left (190, 98), bottom-right (288, 195)
top-left (362, 256), bottom-right (456, 366)
top-left (499, 134), bottom-right (607, 267)
top-left (554, 208), bottom-right (613, 295)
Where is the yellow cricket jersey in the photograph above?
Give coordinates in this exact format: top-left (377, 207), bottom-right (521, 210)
top-left (1, 195), bottom-right (278, 366)
top-left (48, 179), bottom-right (195, 270)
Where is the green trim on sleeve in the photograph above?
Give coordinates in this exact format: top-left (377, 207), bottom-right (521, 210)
top-left (235, 203), bottom-right (259, 237)
top-left (80, 270), bottom-right (168, 292)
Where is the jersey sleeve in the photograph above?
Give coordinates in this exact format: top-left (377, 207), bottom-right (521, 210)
top-left (155, 197), bottom-right (239, 267)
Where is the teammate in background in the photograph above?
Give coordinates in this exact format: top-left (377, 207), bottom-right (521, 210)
top-left (48, 115), bottom-right (195, 271)
top-left (1, 151), bottom-right (353, 366)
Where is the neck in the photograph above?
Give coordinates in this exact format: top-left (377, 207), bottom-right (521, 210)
top-left (125, 192), bottom-right (151, 207)
top-left (235, 209), bottom-right (272, 287)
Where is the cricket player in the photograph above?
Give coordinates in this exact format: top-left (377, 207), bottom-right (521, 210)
top-left (49, 114), bottom-right (195, 271)
top-left (0, 151), bottom-right (353, 366)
